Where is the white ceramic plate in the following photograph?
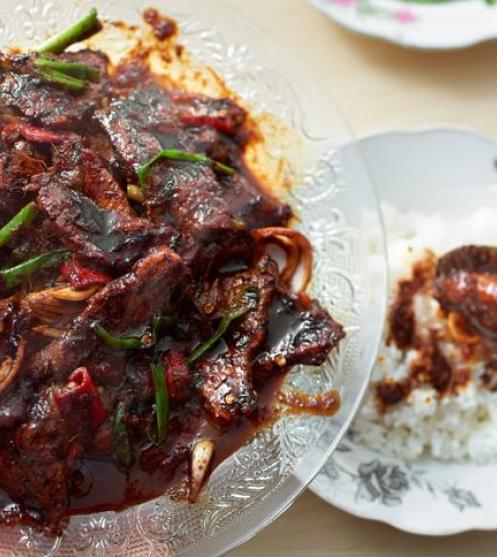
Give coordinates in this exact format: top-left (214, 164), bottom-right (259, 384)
top-left (310, 128), bottom-right (497, 535)
top-left (310, 0), bottom-right (497, 50)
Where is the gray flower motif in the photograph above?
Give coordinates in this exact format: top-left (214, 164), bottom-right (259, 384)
top-left (324, 459), bottom-right (341, 481)
top-left (357, 460), bottom-right (409, 506)
top-left (445, 488), bottom-right (481, 512)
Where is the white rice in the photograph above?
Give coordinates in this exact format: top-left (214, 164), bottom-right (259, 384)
top-left (351, 202), bottom-right (497, 463)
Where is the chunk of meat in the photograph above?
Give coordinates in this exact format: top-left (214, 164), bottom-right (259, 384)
top-left (147, 164), bottom-right (246, 247)
top-left (435, 246), bottom-right (497, 338)
top-left (172, 91), bottom-right (247, 135)
top-left (94, 83), bottom-right (182, 180)
top-left (37, 178), bottom-right (175, 271)
top-left (80, 149), bottom-right (132, 214)
top-left (0, 137), bottom-right (47, 222)
top-left (0, 72), bottom-right (96, 129)
top-left (96, 86), bottom-right (251, 269)
top-left (143, 7), bottom-right (177, 40)
top-left (30, 246), bottom-right (186, 381)
top-left (220, 172), bottom-right (292, 229)
top-left (0, 52), bottom-right (108, 129)
top-left (95, 105), bottom-right (160, 180)
top-left (193, 349), bottom-right (256, 423)
top-left (437, 244), bottom-right (497, 275)
top-left (51, 139), bottom-right (128, 211)
top-left (255, 294), bottom-right (345, 377)
top-left (0, 389), bottom-right (70, 531)
top-left (193, 256), bottom-right (279, 422)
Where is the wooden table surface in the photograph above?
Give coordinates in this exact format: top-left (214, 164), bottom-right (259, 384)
top-left (223, 0), bottom-right (497, 555)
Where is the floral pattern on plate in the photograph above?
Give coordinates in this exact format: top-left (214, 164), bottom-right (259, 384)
top-left (312, 437), bottom-right (491, 535)
top-left (310, 0), bottom-right (497, 50)
top-left (329, 0), bottom-right (417, 25)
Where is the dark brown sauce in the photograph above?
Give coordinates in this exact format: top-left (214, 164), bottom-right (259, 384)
top-left (68, 374), bottom-right (283, 515)
top-left (278, 389), bottom-right (341, 417)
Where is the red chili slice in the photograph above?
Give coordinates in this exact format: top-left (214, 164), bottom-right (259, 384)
top-left (54, 367), bottom-right (107, 430)
top-left (163, 350), bottom-right (191, 401)
top-left (179, 113), bottom-right (236, 135)
top-left (1, 122), bottom-right (69, 144)
top-left (66, 441), bottom-right (84, 468)
top-left (18, 124), bottom-right (69, 144)
top-left (60, 256), bottom-right (112, 291)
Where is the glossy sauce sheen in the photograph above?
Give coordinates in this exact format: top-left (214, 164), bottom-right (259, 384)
top-left (68, 375), bottom-right (284, 514)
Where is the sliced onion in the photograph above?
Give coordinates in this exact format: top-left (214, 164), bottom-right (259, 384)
top-left (447, 312), bottom-right (480, 345)
top-left (189, 439), bottom-right (215, 502)
top-left (251, 227), bottom-right (313, 293)
top-left (0, 338), bottom-right (26, 395)
top-left (51, 285), bottom-right (99, 301)
top-left (32, 325), bottom-right (64, 338)
top-left (25, 285), bottom-right (98, 322)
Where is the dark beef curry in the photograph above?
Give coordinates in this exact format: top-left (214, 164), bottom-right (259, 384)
top-left (0, 9), bottom-right (344, 532)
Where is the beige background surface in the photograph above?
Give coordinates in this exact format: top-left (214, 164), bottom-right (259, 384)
top-left (224, 0), bottom-right (497, 555)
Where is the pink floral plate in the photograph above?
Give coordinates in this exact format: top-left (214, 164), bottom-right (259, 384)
top-left (310, 0), bottom-right (497, 50)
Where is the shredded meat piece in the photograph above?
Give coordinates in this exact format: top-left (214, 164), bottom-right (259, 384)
top-left (30, 246), bottom-right (186, 382)
top-left (0, 51), bottom-right (109, 129)
top-left (0, 389), bottom-right (70, 531)
top-left (143, 8), bottom-right (177, 40)
top-left (37, 177), bottom-right (175, 271)
top-left (388, 251), bottom-right (436, 349)
top-left (435, 245), bottom-right (497, 338)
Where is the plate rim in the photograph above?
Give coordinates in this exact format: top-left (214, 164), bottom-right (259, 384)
top-left (309, 0), bottom-right (497, 50)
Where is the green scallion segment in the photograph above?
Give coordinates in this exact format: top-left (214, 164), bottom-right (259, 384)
top-left (112, 401), bottom-right (134, 469)
top-left (0, 202), bottom-right (38, 249)
top-left (93, 315), bottom-right (174, 350)
top-left (37, 8), bottom-right (100, 54)
top-left (150, 314), bottom-right (174, 345)
top-left (0, 248), bottom-right (70, 289)
top-left (187, 305), bottom-right (253, 365)
top-left (39, 68), bottom-right (87, 90)
top-left (137, 149), bottom-right (235, 187)
top-left (93, 323), bottom-right (142, 349)
top-left (34, 56), bottom-right (100, 81)
top-left (151, 362), bottom-right (169, 444)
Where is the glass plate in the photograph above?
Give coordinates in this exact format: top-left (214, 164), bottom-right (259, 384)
top-left (0, 1), bottom-right (387, 555)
